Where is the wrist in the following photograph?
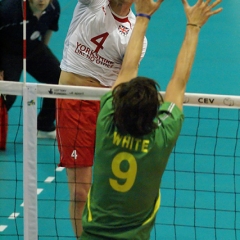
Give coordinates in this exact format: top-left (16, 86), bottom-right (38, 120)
top-left (136, 13), bottom-right (151, 20)
top-left (187, 23), bottom-right (201, 29)
top-left (134, 16), bottom-right (149, 32)
top-left (186, 24), bottom-right (201, 36)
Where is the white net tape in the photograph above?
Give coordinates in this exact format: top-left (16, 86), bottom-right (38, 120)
top-left (1, 81), bottom-right (240, 108)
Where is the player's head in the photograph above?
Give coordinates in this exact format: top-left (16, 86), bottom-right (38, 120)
top-left (112, 77), bottom-right (163, 138)
top-left (28, 0), bottom-right (52, 12)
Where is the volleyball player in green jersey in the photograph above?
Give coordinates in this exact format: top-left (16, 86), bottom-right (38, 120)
top-left (81, 0), bottom-right (223, 239)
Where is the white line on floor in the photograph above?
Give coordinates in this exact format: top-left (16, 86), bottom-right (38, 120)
top-left (37, 188), bottom-right (43, 195)
top-left (0, 225), bottom-right (8, 232)
top-left (8, 212), bottom-right (20, 219)
top-left (56, 167), bottom-right (65, 172)
top-left (44, 176), bottom-right (55, 183)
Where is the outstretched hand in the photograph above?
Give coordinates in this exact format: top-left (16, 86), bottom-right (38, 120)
top-left (135, 0), bottom-right (164, 16)
top-left (182, 0), bottom-right (223, 28)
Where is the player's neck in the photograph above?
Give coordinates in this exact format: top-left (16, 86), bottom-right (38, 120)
top-left (31, 10), bottom-right (43, 19)
top-left (109, 2), bottom-right (131, 17)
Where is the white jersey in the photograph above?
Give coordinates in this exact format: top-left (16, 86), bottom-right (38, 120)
top-left (60, 0), bottom-right (147, 87)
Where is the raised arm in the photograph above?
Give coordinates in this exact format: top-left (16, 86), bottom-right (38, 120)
top-left (112, 0), bottom-right (164, 89)
top-left (164, 0), bottom-right (222, 111)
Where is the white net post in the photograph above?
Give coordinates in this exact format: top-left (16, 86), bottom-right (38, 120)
top-left (23, 83), bottom-right (38, 240)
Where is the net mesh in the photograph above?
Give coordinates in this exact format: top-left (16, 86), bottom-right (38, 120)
top-left (157, 106), bottom-right (240, 240)
top-left (0, 82), bottom-right (240, 240)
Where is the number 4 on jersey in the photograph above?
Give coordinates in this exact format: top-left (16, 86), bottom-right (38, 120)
top-left (71, 150), bottom-right (78, 160)
top-left (90, 32), bottom-right (109, 53)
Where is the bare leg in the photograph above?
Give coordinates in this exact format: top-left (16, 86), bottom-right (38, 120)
top-left (67, 167), bottom-right (92, 238)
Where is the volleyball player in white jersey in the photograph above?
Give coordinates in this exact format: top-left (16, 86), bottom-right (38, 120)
top-left (56, 0), bottom-right (147, 237)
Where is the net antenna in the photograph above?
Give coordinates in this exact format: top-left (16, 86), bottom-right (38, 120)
top-left (23, 0), bottom-right (27, 85)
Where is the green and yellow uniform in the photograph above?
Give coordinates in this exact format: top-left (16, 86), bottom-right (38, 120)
top-left (81, 91), bottom-right (184, 240)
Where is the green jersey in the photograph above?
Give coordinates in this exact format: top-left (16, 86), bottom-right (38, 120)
top-left (81, 91), bottom-right (184, 240)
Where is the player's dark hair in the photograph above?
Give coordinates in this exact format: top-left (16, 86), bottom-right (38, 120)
top-left (112, 77), bottom-right (163, 138)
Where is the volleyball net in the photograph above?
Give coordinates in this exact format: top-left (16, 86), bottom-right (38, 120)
top-left (0, 81), bottom-right (240, 240)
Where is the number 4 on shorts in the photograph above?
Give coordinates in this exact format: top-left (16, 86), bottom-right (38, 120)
top-left (71, 150), bottom-right (78, 160)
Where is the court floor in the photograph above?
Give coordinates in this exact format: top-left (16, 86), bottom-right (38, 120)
top-left (0, 0), bottom-right (240, 239)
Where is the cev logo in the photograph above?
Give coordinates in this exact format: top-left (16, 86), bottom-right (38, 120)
top-left (198, 98), bottom-right (214, 104)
